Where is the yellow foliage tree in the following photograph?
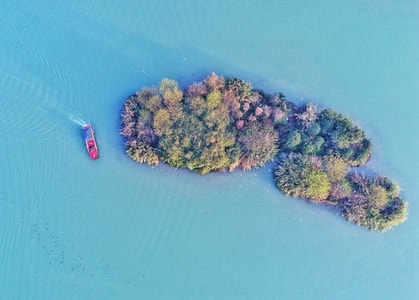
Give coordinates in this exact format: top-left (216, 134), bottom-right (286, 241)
top-left (153, 109), bottom-right (172, 136)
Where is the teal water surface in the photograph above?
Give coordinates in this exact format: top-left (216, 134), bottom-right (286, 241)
top-left (1, 1), bottom-right (418, 299)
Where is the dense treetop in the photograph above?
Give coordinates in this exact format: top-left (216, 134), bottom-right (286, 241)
top-left (120, 73), bottom-right (407, 232)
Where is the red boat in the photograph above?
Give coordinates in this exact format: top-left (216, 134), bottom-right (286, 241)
top-left (83, 124), bottom-right (99, 160)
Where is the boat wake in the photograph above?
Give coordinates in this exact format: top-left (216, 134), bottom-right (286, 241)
top-left (68, 113), bottom-right (88, 127)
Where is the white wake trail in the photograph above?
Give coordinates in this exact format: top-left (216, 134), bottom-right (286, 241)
top-left (68, 113), bottom-right (88, 126)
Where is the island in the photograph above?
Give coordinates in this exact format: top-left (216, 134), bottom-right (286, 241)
top-left (120, 73), bottom-right (407, 232)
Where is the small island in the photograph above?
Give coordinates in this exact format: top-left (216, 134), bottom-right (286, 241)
top-left (120, 73), bottom-right (407, 232)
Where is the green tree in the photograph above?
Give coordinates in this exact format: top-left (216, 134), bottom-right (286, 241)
top-left (302, 170), bottom-right (331, 202)
top-left (274, 153), bottom-right (313, 197)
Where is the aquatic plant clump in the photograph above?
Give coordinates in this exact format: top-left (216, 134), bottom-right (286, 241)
top-left (120, 73), bottom-right (407, 232)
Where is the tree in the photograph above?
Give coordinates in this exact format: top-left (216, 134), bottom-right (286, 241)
top-left (204, 72), bottom-right (225, 91)
top-left (285, 130), bottom-right (302, 149)
top-left (329, 180), bottom-right (352, 201)
top-left (306, 122), bottom-right (321, 136)
top-left (238, 122), bottom-right (279, 170)
top-left (159, 78), bottom-right (183, 107)
top-left (323, 156), bottom-right (349, 183)
top-left (339, 193), bottom-right (369, 226)
top-left (367, 184), bottom-right (388, 210)
top-left (153, 109), bottom-right (172, 136)
top-left (225, 77), bottom-right (252, 99)
top-left (301, 170), bottom-right (331, 202)
top-left (296, 102), bottom-right (321, 128)
top-left (274, 153), bottom-right (313, 197)
top-left (127, 141), bottom-right (159, 165)
top-left (136, 87), bottom-right (158, 107)
top-left (317, 108), bottom-right (371, 166)
top-left (145, 95), bottom-right (163, 113)
top-left (206, 90), bottom-right (222, 110)
top-left (189, 97), bottom-right (207, 117)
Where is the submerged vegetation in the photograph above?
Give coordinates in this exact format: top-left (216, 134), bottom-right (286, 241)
top-left (120, 73), bottom-right (407, 232)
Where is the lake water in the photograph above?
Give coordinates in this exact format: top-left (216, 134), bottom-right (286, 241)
top-left (1, 1), bottom-right (418, 299)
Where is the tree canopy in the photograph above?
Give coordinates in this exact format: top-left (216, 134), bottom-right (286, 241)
top-left (120, 73), bottom-right (407, 232)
